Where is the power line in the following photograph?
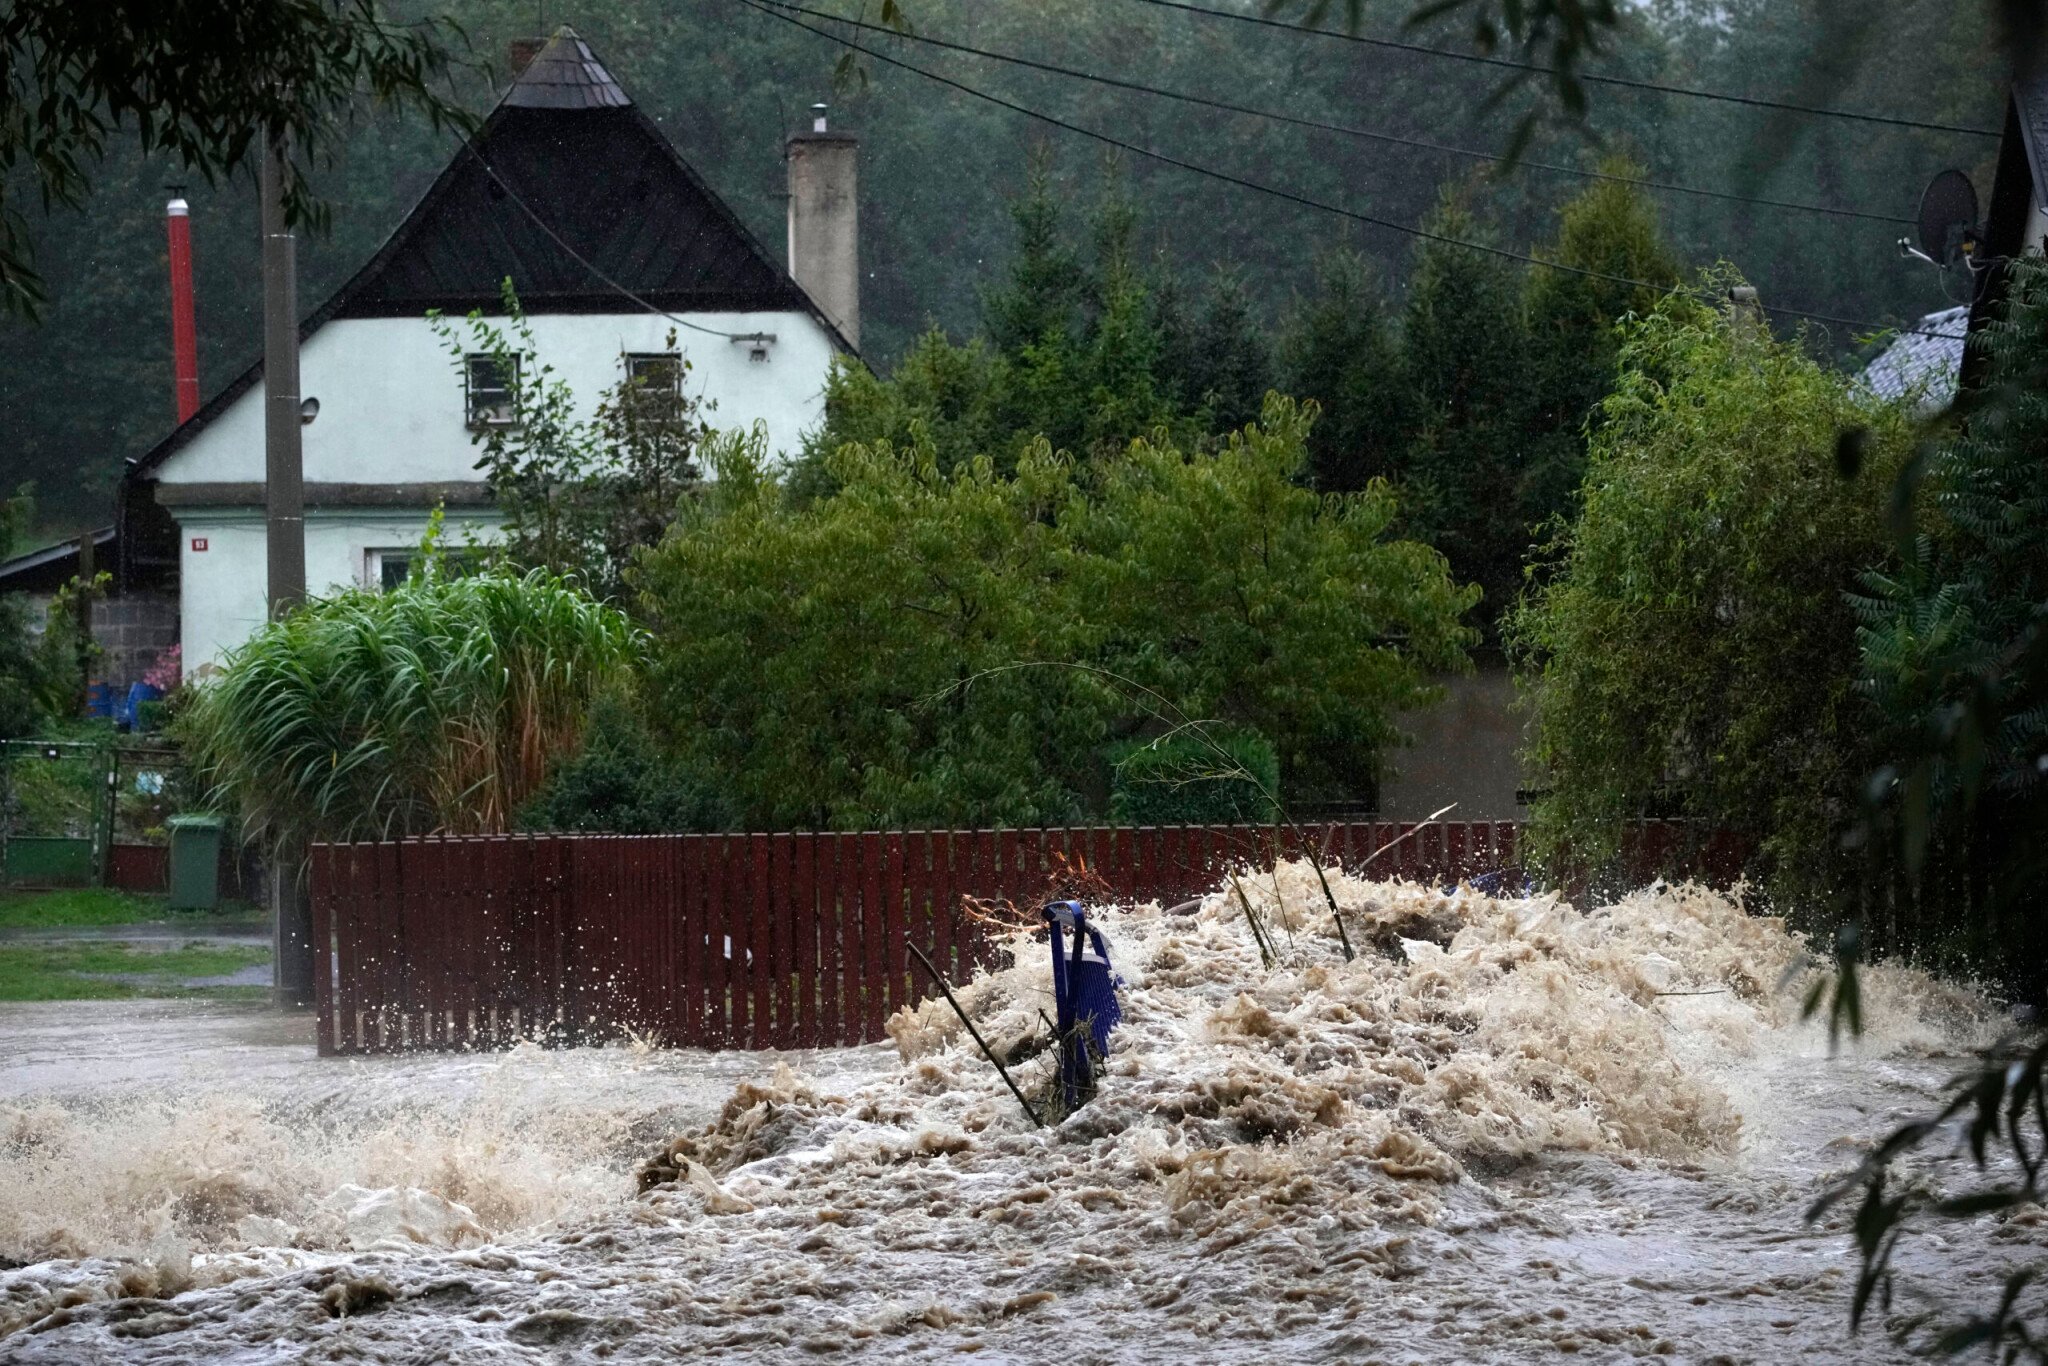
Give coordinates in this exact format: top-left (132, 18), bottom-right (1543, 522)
top-left (743, 0), bottom-right (1957, 340)
top-left (1123, 0), bottom-right (2003, 140)
top-left (760, 0), bottom-right (1909, 226)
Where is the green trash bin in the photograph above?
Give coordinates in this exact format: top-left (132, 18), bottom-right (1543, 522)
top-left (166, 814), bottom-right (225, 911)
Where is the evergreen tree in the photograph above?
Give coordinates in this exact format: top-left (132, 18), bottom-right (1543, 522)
top-left (1521, 160), bottom-right (1684, 538)
top-left (1181, 264), bottom-right (1275, 433)
top-left (1400, 192), bottom-right (1534, 631)
top-left (1281, 250), bottom-right (1413, 494)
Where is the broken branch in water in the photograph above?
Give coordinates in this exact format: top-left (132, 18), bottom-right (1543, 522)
top-left (1229, 873), bottom-right (1275, 968)
top-left (906, 940), bottom-right (1042, 1128)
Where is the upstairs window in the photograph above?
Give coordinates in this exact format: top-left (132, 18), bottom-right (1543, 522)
top-left (465, 354), bottom-right (519, 428)
top-left (622, 351), bottom-right (684, 424)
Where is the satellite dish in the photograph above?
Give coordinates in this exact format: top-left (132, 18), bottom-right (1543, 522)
top-left (1918, 170), bottom-right (1980, 266)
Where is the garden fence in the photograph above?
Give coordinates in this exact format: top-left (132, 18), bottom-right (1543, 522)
top-left (308, 820), bottom-right (1741, 1056)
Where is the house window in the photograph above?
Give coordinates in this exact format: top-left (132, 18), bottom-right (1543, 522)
top-left (465, 354), bottom-right (519, 427)
top-left (623, 351), bottom-right (683, 423)
top-left (365, 547), bottom-right (481, 591)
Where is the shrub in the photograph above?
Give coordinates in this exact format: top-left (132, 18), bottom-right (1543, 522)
top-left (181, 565), bottom-right (640, 849)
top-left (1108, 729), bottom-right (1280, 826)
top-left (517, 696), bottom-right (732, 834)
top-left (637, 399), bottom-right (1475, 830)
top-left (1509, 283), bottom-right (1915, 908)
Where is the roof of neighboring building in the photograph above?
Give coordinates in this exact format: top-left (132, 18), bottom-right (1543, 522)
top-left (0, 527), bottom-right (115, 595)
top-left (1858, 305), bottom-right (1969, 412)
top-left (126, 26), bottom-right (850, 484)
top-left (2014, 72), bottom-right (2048, 215)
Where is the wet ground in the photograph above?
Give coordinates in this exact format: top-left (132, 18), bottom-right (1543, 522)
top-left (0, 875), bottom-right (2039, 1363)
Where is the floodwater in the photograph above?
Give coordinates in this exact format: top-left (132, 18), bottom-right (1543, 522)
top-left (1, 868), bottom-right (2039, 1363)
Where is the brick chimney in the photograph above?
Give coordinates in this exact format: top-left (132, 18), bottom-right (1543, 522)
top-left (786, 103), bottom-right (859, 350)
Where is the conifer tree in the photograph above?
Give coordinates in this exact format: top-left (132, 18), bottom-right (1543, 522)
top-left (1281, 250), bottom-right (1413, 493)
top-left (1400, 192), bottom-right (1534, 631)
top-left (1182, 264), bottom-right (1275, 434)
top-left (1521, 161), bottom-right (1684, 537)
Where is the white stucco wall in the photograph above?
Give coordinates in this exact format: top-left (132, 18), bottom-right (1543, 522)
top-left (156, 309), bottom-right (838, 487)
top-left (156, 307), bottom-right (838, 669)
top-left (174, 507), bottom-right (505, 676)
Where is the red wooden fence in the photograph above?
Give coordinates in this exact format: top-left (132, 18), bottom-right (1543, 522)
top-left (308, 820), bottom-right (1739, 1056)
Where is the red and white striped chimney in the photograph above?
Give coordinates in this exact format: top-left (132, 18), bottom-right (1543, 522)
top-left (166, 195), bottom-right (200, 423)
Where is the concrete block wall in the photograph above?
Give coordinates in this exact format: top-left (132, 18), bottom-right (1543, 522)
top-left (92, 592), bottom-right (179, 693)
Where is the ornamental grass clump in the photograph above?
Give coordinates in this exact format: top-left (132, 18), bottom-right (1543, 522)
top-left (182, 566), bottom-right (640, 849)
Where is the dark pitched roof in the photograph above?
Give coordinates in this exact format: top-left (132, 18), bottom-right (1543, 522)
top-left (503, 30), bottom-right (631, 109)
top-left (128, 27), bottom-right (848, 482)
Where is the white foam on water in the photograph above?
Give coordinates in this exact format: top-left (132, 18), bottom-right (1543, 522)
top-left (0, 869), bottom-right (2035, 1361)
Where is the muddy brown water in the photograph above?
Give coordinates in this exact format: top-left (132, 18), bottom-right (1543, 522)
top-left (0, 871), bottom-right (2039, 1363)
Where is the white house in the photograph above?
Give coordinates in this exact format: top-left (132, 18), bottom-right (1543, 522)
top-left (115, 27), bottom-right (858, 675)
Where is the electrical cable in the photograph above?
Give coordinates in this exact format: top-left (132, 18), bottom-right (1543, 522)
top-left (743, 0), bottom-right (1962, 340)
top-left (758, 0), bottom-right (1910, 225)
top-left (1122, 0), bottom-right (2002, 140)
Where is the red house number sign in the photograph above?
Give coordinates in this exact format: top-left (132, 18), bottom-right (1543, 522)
top-left (190, 537), bottom-right (208, 552)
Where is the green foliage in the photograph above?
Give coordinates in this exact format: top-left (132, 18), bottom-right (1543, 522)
top-left (180, 564), bottom-right (640, 850)
top-left (1160, 263), bottom-right (1276, 434)
top-left (28, 570), bottom-right (108, 719)
top-left (1109, 729), bottom-right (1280, 826)
top-left (640, 426), bottom-right (1104, 831)
top-left (0, 488), bottom-right (46, 739)
top-left (1397, 194), bottom-right (1540, 631)
top-left (794, 164), bottom-right (1240, 494)
top-left (1064, 396), bottom-right (1478, 795)
top-left (430, 282), bottom-right (707, 601)
top-left (517, 695), bottom-right (733, 834)
top-left (638, 398), bottom-right (1475, 830)
top-left (1281, 251), bottom-right (1413, 495)
top-left (1520, 161), bottom-right (1684, 539)
top-left (1851, 258), bottom-right (2048, 976)
top-left (0, 0), bottom-right (470, 317)
top-left (1509, 284), bottom-right (1915, 906)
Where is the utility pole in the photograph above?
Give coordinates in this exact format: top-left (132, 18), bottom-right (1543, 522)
top-left (261, 133), bottom-right (313, 1008)
top-left (261, 135), bottom-right (305, 619)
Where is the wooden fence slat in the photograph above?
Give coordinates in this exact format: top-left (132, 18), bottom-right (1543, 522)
top-left (676, 835), bottom-right (703, 1046)
top-left (789, 834), bottom-right (816, 1049)
top-left (860, 831), bottom-right (886, 1042)
top-left (747, 833), bottom-right (771, 1048)
top-left (882, 832), bottom-right (908, 1027)
top-left (763, 833), bottom-right (789, 1046)
top-left (826, 834), bottom-right (854, 1046)
top-left (904, 831), bottom-right (934, 1026)
top-left (310, 845), bottom-right (335, 1055)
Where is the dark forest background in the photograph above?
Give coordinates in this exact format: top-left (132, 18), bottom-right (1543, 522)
top-left (0, 0), bottom-right (2005, 540)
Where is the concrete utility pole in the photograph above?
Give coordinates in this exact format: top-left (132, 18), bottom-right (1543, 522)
top-left (260, 133), bottom-right (314, 1009)
top-left (261, 136), bottom-right (306, 620)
